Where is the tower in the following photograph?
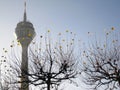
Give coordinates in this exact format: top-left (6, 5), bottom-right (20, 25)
top-left (15, 0), bottom-right (36, 90)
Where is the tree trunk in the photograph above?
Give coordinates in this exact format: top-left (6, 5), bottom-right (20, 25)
top-left (119, 80), bottom-right (120, 86)
top-left (47, 83), bottom-right (50, 90)
top-left (47, 78), bottom-right (51, 90)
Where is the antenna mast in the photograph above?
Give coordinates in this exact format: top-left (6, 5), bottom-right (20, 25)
top-left (24, 0), bottom-right (27, 22)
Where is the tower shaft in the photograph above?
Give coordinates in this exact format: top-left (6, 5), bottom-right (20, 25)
top-left (20, 46), bottom-right (29, 90)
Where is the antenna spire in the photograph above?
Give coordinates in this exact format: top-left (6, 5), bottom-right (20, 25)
top-left (24, 0), bottom-right (27, 22)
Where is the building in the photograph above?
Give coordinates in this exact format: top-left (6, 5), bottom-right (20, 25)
top-left (15, 1), bottom-right (36, 90)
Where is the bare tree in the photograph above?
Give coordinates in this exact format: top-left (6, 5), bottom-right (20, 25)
top-left (4, 31), bottom-right (78, 90)
top-left (81, 29), bottom-right (120, 90)
top-left (25, 32), bottom-right (78, 90)
top-left (0, 55), bottom-right (20, 90)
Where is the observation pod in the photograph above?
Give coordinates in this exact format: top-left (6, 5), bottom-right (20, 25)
top-left (15, 21), bottom-right (36, 47)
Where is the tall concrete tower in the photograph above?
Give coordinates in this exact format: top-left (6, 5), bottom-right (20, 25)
top-left (15, 1), bottom-right (36, 90)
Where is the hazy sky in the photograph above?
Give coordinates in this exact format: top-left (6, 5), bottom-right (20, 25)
top-left (0, 0), bottom-right (120, 90)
